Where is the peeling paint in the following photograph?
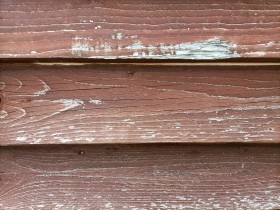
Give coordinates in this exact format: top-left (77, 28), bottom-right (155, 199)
top-left (71, 36), bottom-right (92, 56)
top-left (89, 99), bottom-right (103, 105)
top-left (244, 51), bottom-right (266, 56)
top-left (111, 33), bottom-right (123, 40)
top-left (72, 35), bottom-right (239, 59)
top-left (16, 136), bottom-right (27, 141)
top-left (125, 38), bottom-right (239, 59)
top-left (208, 117), bottom-right (224, 122)
top-left (53, 136), bottom-right (96, 143)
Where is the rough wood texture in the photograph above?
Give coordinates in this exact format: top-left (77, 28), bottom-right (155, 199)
top-left (1, 63), bottom-right (279, 145)
top-left (0, 144), bottom-right (279, 209)
top-left (0, 0), bottom-right (279, 59)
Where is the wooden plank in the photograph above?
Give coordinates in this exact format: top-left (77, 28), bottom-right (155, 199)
top-left (0, 0), bottom-right (279, 59)
top-left (1, 63), bottom-right (279, 145)
top-left (0, 144), bottom-right (279, 209)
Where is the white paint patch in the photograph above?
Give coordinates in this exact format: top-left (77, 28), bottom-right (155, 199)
top-left (54, 204), bottom-right (64, 208)
top-left (72, 36), bottom-right (112, 56)
top-left (140, 132), bottom-right (161, 139)
top-left (36, 205), bottom-right (45, 208)
top-left (111, 33), bottom-right (124, 40)
top-left (53, 136), bottom-right (95, 143)
top-left (149, 202), bottom-right (193, 209)
top-left (16, 136), bottom-right (27, 141)
top-left (125, 38), bottom-right (239, 59)
top-left (103, 42), bottom-right (112, 53)
top-left (234, 105), bottom-right (280, 111)
top-left (63, 29), bottom-right (76, 32)
top-left (72, 36), bottom-right (92, 56)
top-left (32, 138), bottom-right (42, 144)
top-left (244, 51), bottom-right (266, 56)
top-left (56, 99), bottom-right (84, 111)
top-left (122, 119), bottom-right (135, 124)
top-left (128, 35), bottom-right (138, 39)
top-left (53, 137), bottom-right (72, 143)
top-left (34, 79), bottom-right (50, 96)
top-left (176, 196), bottom-right (187, 200)
top-left (104, 202), bottom-right (114, 209)
top-left (72, 35), bottom-right (239, 59)
top-left (89, 99), bottom-right (103, 105)
top-left (0, 110), bottom-right (8, 119)
top-left (31, 51), bottom-right (37, 54)
top-left (208, 117), bottom-right (224, 122)
top-left (116, 33), bottom-right (123, 40)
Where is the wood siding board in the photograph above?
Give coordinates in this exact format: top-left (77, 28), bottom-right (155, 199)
top-left (0, 0), bottom-right (280, 59)
top-left (0, 144), bottom-right (279, 209)
top-left (1, 64), bottom-right (279, 145)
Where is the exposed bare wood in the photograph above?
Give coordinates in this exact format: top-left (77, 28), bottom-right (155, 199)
top-left (0, 0), bottom-right (279, 59)
top-left (1, 63), bottom-right (279, 145)
top-left (0, 144), bottom-right (279, 209)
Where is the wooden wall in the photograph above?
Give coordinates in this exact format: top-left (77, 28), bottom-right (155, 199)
top-left (0, 0), bottom-right (279, 209)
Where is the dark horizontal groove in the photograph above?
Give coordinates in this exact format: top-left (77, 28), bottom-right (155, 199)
top-left (0, 57), bottom-right (279, 65)
top-left (1, 142), bottom-right (280, 149)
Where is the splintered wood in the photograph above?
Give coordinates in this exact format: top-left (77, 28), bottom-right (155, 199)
top-left (0, 0), bottom-right (279, 59)
top-left (1, 63), bottom-right (279, 145)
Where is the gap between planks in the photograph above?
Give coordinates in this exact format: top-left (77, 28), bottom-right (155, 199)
top-left (33, 62), bottom-right (280, 66)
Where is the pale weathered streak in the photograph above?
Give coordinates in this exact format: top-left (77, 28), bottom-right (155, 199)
top-left (0, 0), bottom-right (279, 59)
top-left (0, 144), bottom-right (279, 209)
top-left (0, 63), bottom-right (279, 145)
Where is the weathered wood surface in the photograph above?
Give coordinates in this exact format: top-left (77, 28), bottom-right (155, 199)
top-left (0, 144), bottom-right (279, 209)
top-left (1, 63), bottom-right (279, 145)
top-left (0, 0), bottom-right (280, 59)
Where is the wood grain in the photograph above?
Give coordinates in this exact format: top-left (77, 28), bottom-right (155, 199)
top-left (0, 0), bottom-right (280, 59)
top-left (1, 63), bottom-right (279, 145)
top-left (0, 144), bottom-right (279, 209)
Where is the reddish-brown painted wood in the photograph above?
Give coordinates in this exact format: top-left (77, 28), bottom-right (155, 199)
top-left (1, 63), bottom-right (279, 145)
top-left (0, 0), bottom-right (279, 59)
top-left (0, 144), bottom-right (279, 209)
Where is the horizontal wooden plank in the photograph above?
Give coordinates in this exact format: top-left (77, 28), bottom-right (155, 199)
top-left (0, 144), bottom-right (279, 209)
top-left (0, 0), bottom-right (279, 59)
top-left (1, 63), bottom-right (279, 145)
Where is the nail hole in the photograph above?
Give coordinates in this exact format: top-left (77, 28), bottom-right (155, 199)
top-left (127, 71), bottom-right (135, 76)
top-left (78, 150), bottom-right (85, 155)
top-left (238, 146), bottom-right (248, 152)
